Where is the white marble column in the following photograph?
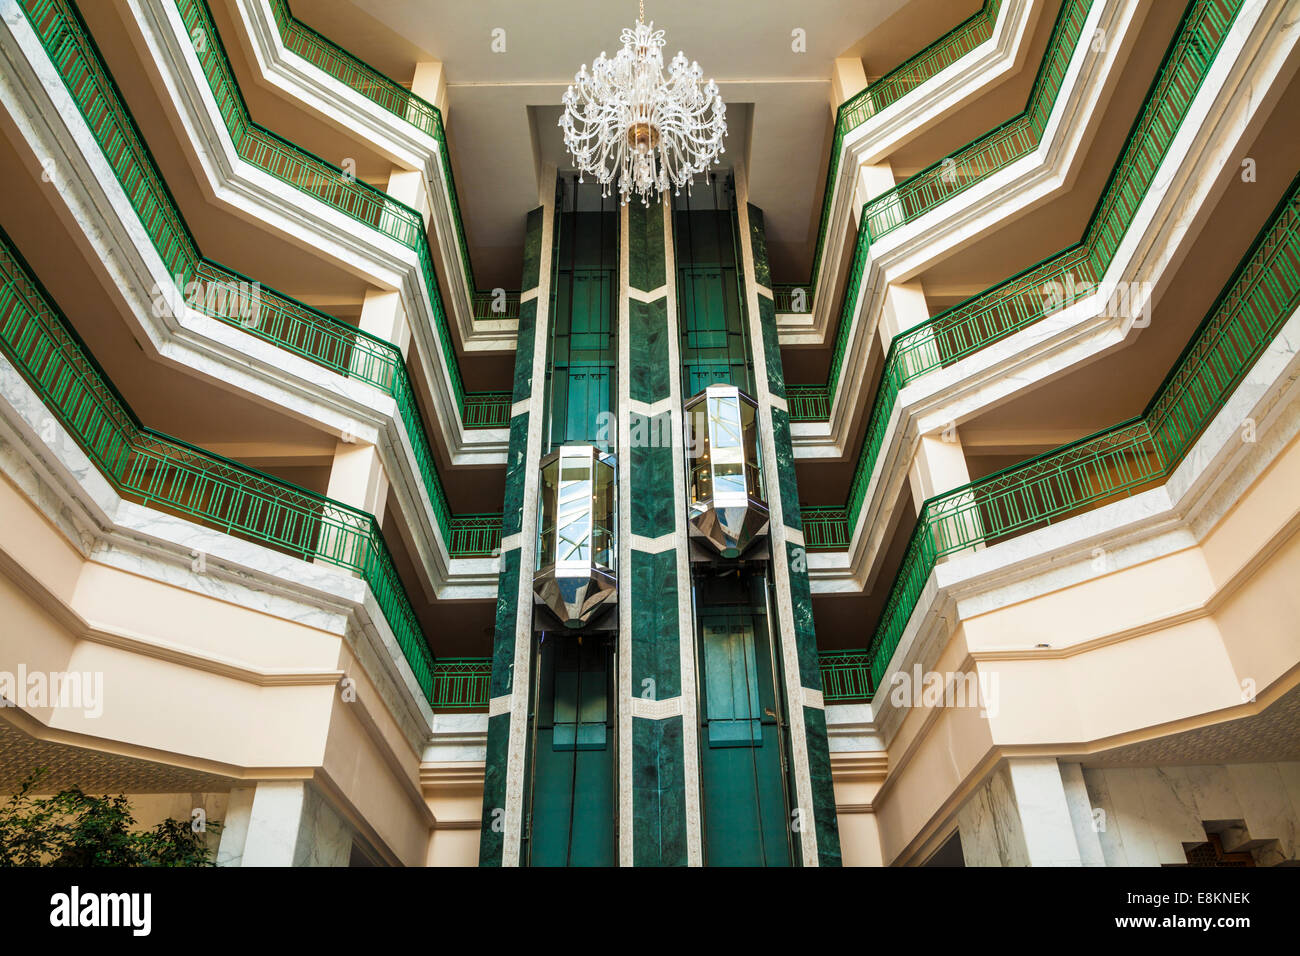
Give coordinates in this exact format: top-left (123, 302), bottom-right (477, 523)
top-left (237, 781), bottom-right (353, 867)
top-left (958, 759), bottom-right (1090, 866)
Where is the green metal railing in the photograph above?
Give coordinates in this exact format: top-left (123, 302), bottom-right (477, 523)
top-left (471, 289), bottom-right (522, 321)
top-left (0, 229), bottom-right (445, 702)
top-left (803, 0), bottom-right (1239, 552)
top-left (169, 0), bottom-right (511, 424)
top-left (850, 167), bottom-right (1300, 698)
top-left (864, 0), bottom-right (1091, 243)
top-left (793, 0), bottom-right (1093, 420)
top-left (787, 384), bottom-right (831, 421)
top-left (818, 650), bottom-right (875, 703)
top-left (16, 0), bottom-right (502, 558)
top-left (262, 0), bottom-right (484, 308)
top-left (804, 0), bottom-right (1007, 314)
top-left (430, 658), bottom-right (493, 709)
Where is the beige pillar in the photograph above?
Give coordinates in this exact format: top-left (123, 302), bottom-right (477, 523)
top-left (356, 287), bottom-right (410, 364)
top-left (909, 430), bottom-right (973, 505)
top-left (830, 56), bottom-right (868, 110)
top-left (909, 426), bottom-right (985, 555)
top-left (326, 439), bottom-right (390, 524)
top-left (411, 61), bottom-right (450, 124)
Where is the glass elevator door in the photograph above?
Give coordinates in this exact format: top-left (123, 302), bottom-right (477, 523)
top-left (695, 578), bottom-right (793, 866)
top-left (524, 634), bottom-right (616, 866)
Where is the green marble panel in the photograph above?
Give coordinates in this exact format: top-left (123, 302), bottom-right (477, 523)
top-left (786, 539), bottom-right (821, 693)
top-left (489, 547), bottom-right (521, 698)
top-left (520, 206), bottom-right (544, 292)
top-left (628, 198), bottom-right (666, 292)
top-left (630, 548), bottom-right (680, 700)
top-left (757, 293), bottom-right (784, 400)
top-left (478, 711), bottom-right (511, 866)
top-left (629, 297), bottom-right (670, 404)
top-left (629, 411), bottom-right (675, 538)
top-left (747, 203), bottom-right (771, 290)
top-left (500, 412), bottom-right (530, 538)
top-left (632, 714), bottom-right (687, 866)
top-left (770, 406), bottom-right (801, 533)
top-left (511, 297), bottom-right (537, 404)
top-left (802, 705), bottom-right (842, 867)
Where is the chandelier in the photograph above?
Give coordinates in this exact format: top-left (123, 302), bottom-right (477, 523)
top-left (559, 0), bottom-right (727, 205)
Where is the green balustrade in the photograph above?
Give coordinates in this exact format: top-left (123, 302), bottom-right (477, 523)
top-left (848, 168), bottom-right (1300, 697)
top-left (15, 0), bottom-right (502, 558)
top-left (0, 229), bottom-right (446, 702)
top-left (168, 0), bottom-right (501, 419)
top-left (471, 289), bottom-right (522, 321)
top-left (251, 0), bottom-right (1008, 333)
top-left (818, 650), bottom-right (874, 703)
top-left (430, 658), bottom-right (493, 709)
top-left (802, 0), bottom-right (1238, 554)
top-left (805, 1), bottom-right (1008, 312)
top-left (794, 0), bottom-right (1093, 421)
top-left (262, 0), bottom-right (480, 305)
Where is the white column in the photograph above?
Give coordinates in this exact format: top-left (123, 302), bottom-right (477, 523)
top-left (215, 786), bottom-right (255, 867)
top-left (355, 288), bottom-right (410, 368)
top-left (908, 431), bottom-right (973, 505)
top-left (1005, 758), bottom-right (1086, 867)
top-left (1059, 762), bottom-right (1107, 866)
top-left (387, 168), bottom-right (430, 227)
top-left (239, 781), bottom-right (353, 867)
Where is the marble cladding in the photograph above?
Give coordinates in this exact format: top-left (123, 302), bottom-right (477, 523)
top-left (520, 206), bottom-right (544, 292)
top-left (632, 715), bottom-right (687, 866)
top-left (629, 298), bottom-right (670, 404)
top-left (489, 547), bottom-right (521, 699)
top-left (747, 203), bottom-right (772, 290)
top-left (956, 764), bottom-right (1031, 866)
top-left (237, 781), bottom-right (352, 867)
top-left (500, 413), bottom-right (529, 538)
top-left (627, 199), bottom-right (666, 292)
top-left (1083, 762), bottom-right (1300, 866)
top-left (630, 549), bottom-right (680, 700)
top-left (954, 759), bottom-right (1300, 866)
top-left (629, 411), bottom-right (675, 538)
top-left (477, 712), bottom-right (511, 866)
top-left (786, 540), bottom-right (822, 693)
top-left (511, 298), bottom-right (538, 403)
top-left (770, 406), bottom-right (801, 533)
top-left (757, 294), bottom-right (784, 399)
top-left (803, 705), bottom-right (842, 866)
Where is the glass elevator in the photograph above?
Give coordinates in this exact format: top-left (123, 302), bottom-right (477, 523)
top-left (523, 176), bottom-right (619, 866)
top-left (675, 173), bottom-right (795, 866)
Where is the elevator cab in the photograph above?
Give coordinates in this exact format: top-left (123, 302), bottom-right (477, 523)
top-left (522, 175), bottom-right (620, 866)
top-left (675, 173), bottom-right (798, 865)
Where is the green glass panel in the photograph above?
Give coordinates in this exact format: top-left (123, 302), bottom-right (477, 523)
top-left (526, 636), bottom-right (615, 867)
top-left (695, 582), bottom-right (793, 867)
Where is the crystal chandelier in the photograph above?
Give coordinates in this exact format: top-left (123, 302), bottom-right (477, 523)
top-left (559, 0), bottom-right (727, 205)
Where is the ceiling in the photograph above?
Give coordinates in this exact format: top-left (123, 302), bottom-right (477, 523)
top-left (291, 0), bottom-right (981, 288)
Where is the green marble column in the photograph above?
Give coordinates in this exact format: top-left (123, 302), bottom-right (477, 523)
top-left (620, 197), bottom-right (698, 866)
top-left (479, 204), bottom-right (551, 865)
top-left (739, 199), bottom-right (843, 866)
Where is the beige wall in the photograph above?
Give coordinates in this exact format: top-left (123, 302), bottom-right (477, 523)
top-left (842, 428), bottom-right (1300, 865)
top-left (0, 470), bottom-right (434, 866)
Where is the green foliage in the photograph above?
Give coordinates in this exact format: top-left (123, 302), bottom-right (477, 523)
top-left (0, 769), bottom-right (220, 867)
